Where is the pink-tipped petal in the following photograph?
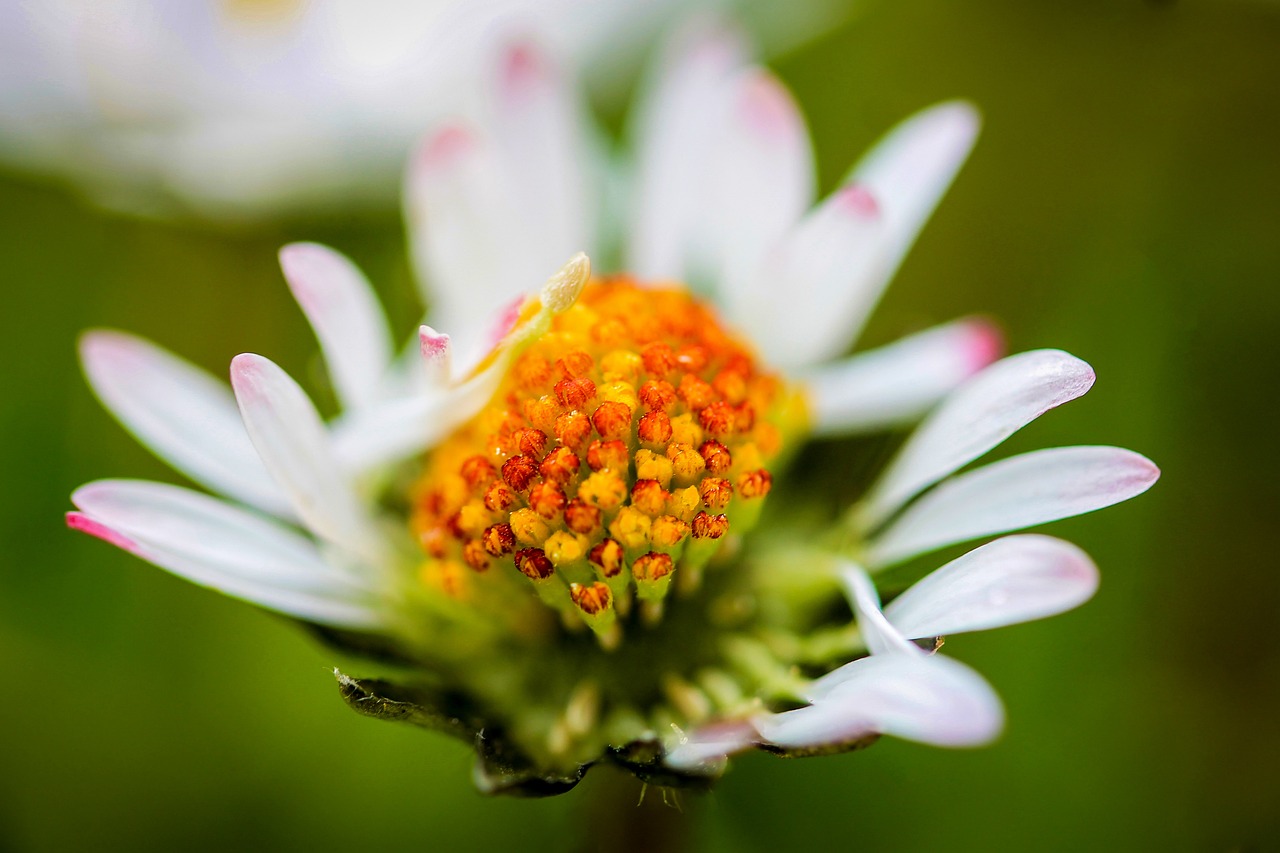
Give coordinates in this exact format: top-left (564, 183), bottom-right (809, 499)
top-left (418, 325), bottom-right (453, 387)
top-left (487, 40), bottom-right (596, 278)
top-left (840, 565), bottom-right (921, 656)
top-left (848, 100), bottom-right (981, 289)
top-left (79, 330), bottom-right (290, 516)
top-left (760, 654), bottom-right (1004, 749)
top-left (278, 242), bottom-right (393, 411)
top-left (68, 481), bottom-right (384, 629)
top-left (859, 349), bottom-right (1097, 531)
top-left (230, 353), bottom-right (385, 564)
top-left (884, 535), bottom-right (1099, 639)
top-left (731, 183), bottom-right (890, 369)
top-left (803, 318), bottom-right (1004, 435)
top-left (663, 718), bottom-right (759, 775)
top-left (868, 446), bottom-right (1160, 567)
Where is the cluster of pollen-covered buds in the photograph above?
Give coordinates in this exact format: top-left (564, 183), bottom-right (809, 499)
top-left (411, 279), bottom-right (798, 650)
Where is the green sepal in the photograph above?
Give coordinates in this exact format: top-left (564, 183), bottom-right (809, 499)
top-left (472, 730), bottom-right (591, 798)
top-left (606, 739), bottom-right (720, 791)
top-left (333, 669), bottom-right (480, 743)
top-left (757, 732), bottom-right (881, 759)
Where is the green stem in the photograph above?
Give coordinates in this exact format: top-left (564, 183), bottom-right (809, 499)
top-left (574, 766), bottom-right (700, 853)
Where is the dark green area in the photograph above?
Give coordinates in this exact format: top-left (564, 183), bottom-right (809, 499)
top-left (1, 0), bottom-right (1277, 849)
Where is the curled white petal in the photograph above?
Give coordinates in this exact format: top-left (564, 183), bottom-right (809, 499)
top-left (884, 535), bottom-right (1099, 639)
top-left (802, 318), bottom-right (1002, 435)
top-left (79, 330), bottom-right (290, 517)
top-left (230, 353), bottom-right (386, 564)
top-left (68, 481), bottom-right (385, 629)
top-left (279, 242), bottom-right (393, 411)
top-left (839, 564), bottom-right (920, 656)
top-left (663, 719), bottom-right (759, 775)
top-left (758, 654), bottom-right (1004, 749)
top-left (868, 446), bottom-right (1161, 567)
top-left (860, 349), bottom-right (1097, 531)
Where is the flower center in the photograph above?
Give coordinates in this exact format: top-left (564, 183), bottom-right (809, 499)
top-left (409, 278), bottom-right (799, 649)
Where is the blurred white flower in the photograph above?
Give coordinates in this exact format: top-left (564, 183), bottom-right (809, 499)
top-left (67, 25), bottom-right (1158, 793)
top-left (0, 0), bottom-right (850, 219)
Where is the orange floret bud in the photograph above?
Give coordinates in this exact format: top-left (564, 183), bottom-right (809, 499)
top-left (482, 523), bottom-right (516, 556)
top-left (733, 402), bottom-right (756, 433)
top-left (632, 551), bottom-right (674, 583)
top-left (675, 345), bottom-right (708, 373)
top-left (651, 515), bottom-right (691, 549)
top-left (631, 479), bottom-right (669, 516)
top-left (699, 478), bottom-right (733, 510)
top-left (513, 354), bottom-right (551, 390)
top-left (712, 369), bottom-right (748, 404)
top-left (637, 410), bottom-right (673, 446)
top-left (589, 538), bottom-right (625, 578)
top-left (592, 401), bottom-right (633, 441)
top-left (564, 498), bottom-right (602, 534)
top-left (539, 446), bottom-right (580, 485)
top-left (692, 512), bottom-right (729, 540)
top-left (600, 350), bottom-right (643, 383)
top-left (698, 440), bottom-right (733, 474)
top-left (570, 581), bottom-right (612, 616)
top-left (699, 401), bottom-right (737, 436)
top-left (555, 376), bottom-right (596, 409)
top-left (667, 486), bottom-right (701, 522)
top-left (738, 469), bottom-right (773, 499)
top-left (418, 526), bottom-right (449, 559)
top-left (587, 439), bottom-right (629, 472)
top-left (554, 411), bottom-right (593, 451)
top-left (639, 379), bottom-right (678, 412)
top-left (483, 482), bottom-right (517, 513)
top-left (462, 539), bottom-right (491, 571)
top-left (669, 414), bottom-right (703, 447)
top-left (543, 530), bottom-right (588, 565)
top-left (557, 350), bottom-right (594, 379)
top-left (610, 506), bottom-right (652, 551)
top-left (678, 374), bottom-right (716, 411)
top-left (501, 454), bottom-right (539, 492)
top-left (510, 508), bottom-right (551, 545)
top-left (634, 449), bottom-right (674, 487)
top-left (641, 342), bottom-right (677, 377)
top-left (524, 396), bottom-right (559, 433)
top-left (528, 481), bottom-right (566, 519)
top-left (459, 455), bottom-right (496, 490)
top-left (515, 548), bottom-right (555, 580)
top-left (512, 427), bottom-right (548, 459)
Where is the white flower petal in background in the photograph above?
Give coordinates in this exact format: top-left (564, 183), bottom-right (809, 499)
top-left (757, 653), bottom-right (1004, 749)
top-left (230, 353), bottom-right (387, 564)
top-left (868, 446), bottom-right (1161, 567)
top-left (860, 349), bottom-right (1098, 530)
top-left (278, 242), bottom-right (394, 412)
top-left (802, 317), bottom-right (1003, 435)
top-left (840, 564), bottom-right (921, 656)
top-left (79, 330), bottom-right (291, 517)
top-left (883, 535), bottom-right (1099, 639)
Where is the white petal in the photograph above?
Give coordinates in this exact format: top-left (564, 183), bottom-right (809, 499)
top-left (278, 242), bottom-right (393, 411)
top-left (79, 330), bottom-right (291, 516)
top-left (848, 100), bottom-right (980, 293)
top-left (67, 482), bottom-right (385, 629)
top-left (840, 564), bottom-right (920, 656)
top-left (230, 353), bottom-right (386, 564)
top-left (485, 42), bottom-right (596, 283)
top-left (704, 69), bottom-right (814, 298)
top-left (736, 184), bottom-right (890, 369)
top-left (884, 535), bottom-right (1099, 639)
top-left (868, 446), bottom-right (1160, 567)
top-left (663, 719), bottom-right (758, 775)
top-left (802, 318), bottom-right (1003, 435)
top-left (329, 374), bottom-right (497, 475)
top-left (758, 654), bottom-right (1003, 749)
top-left (626, 22), bottom-right (749, 281)
top-left (404, 122), bottom-right (528, 345)
top-left (859, 349), bottom-right (1097, 531)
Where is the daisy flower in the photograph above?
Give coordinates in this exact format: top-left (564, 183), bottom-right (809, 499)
top-left (68, 26), bottom-right (1158, 795)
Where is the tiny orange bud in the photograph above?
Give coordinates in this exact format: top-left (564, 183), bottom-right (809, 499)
top-left (515, 548), bottom-right (555, 580)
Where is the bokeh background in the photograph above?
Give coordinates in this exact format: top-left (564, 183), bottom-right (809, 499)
top-left (3, 0), bottom-right (1278, 850)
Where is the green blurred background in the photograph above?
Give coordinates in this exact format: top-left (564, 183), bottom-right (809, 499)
top-left (3, 0), bottom-right (1277, 849)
